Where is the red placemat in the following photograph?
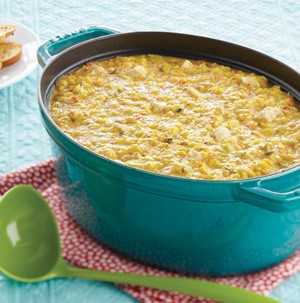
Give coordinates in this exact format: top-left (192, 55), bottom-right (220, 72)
top-left (1, 159), bottom-right (300, 303)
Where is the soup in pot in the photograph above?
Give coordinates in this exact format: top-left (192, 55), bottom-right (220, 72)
top-left (49, 54), bottom-right (300, 180)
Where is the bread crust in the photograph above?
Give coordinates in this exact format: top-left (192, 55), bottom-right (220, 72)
top-left (0, 25), bottom-right (16, 43)
top-left (0, 42), bottom-right (22, 68)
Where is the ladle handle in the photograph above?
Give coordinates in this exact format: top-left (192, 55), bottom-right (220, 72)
top-left (59, 264), bottom-right (280, 303)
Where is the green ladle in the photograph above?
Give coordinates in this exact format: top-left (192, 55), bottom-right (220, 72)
top-left (0, 185), bottom-right (280, 303)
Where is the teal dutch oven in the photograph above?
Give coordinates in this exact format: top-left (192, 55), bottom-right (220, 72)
top-left (38, 27), bottom-right (300, 276)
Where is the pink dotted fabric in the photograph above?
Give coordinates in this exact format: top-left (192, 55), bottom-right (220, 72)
top-left (1, 159), bottom-right (300, 303)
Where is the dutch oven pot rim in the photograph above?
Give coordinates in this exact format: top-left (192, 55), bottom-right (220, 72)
top-left (38, 27), bottom-right (300, 213)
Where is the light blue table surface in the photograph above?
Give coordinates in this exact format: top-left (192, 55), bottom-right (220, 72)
top-left (0, 0), bottom-right (299, 302)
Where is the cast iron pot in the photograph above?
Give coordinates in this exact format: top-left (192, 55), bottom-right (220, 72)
top-left (38, 27), bottom-right (300, 276)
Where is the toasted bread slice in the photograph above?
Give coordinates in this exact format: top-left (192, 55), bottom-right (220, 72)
top-left (0, 25), bottom-right (16, 43)
top-left (0, 60), bottom-right (2, 70)
top-left (0, 42), bottom-right (22, 68)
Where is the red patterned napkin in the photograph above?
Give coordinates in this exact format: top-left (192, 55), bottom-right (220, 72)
top-left (1, 159), bottom-right (300, 303)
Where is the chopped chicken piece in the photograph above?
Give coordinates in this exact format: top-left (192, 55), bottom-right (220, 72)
top-left (256, 107), bottom-right (280, 123)
top-left (128, 65), bottom-right (148, 79)
top-left (115, 123), bottom-right (134, 133)
top-left (185, 148), bottom-right (203, 161)
top-left (241, 76), bottom-right (260, 88)
top-left (151, 101), bottom-right (168, 113)
top-left (181, 59), bottom-right (194, 70)
top-left (212, 126), bottom-right (231, 142)
top-left (187, 87), bottom-right (201, 98)
top-left (87, 65), bottom-right (108, 76)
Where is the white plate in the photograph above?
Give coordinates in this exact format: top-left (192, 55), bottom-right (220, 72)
top-left (0, 18), bottom-right (40, 89)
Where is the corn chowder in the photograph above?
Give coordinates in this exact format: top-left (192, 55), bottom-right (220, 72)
top-left (49, 55), bottom-right (300, 180)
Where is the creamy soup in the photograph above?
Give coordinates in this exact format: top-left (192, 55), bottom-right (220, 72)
top-left (49, 54), bottom-right (300, 180)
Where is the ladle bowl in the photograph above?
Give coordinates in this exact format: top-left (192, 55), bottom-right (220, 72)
top-left (0, 185), bottom-right (280, 303)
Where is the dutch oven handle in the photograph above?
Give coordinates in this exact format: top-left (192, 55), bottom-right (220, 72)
top-left (37, 26), bottom-right (119, 68)
top-left (236, 183), bottom-right (300, 213)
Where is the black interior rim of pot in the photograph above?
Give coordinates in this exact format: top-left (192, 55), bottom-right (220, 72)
top-left (40, 31), bottom-right (300, 107)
